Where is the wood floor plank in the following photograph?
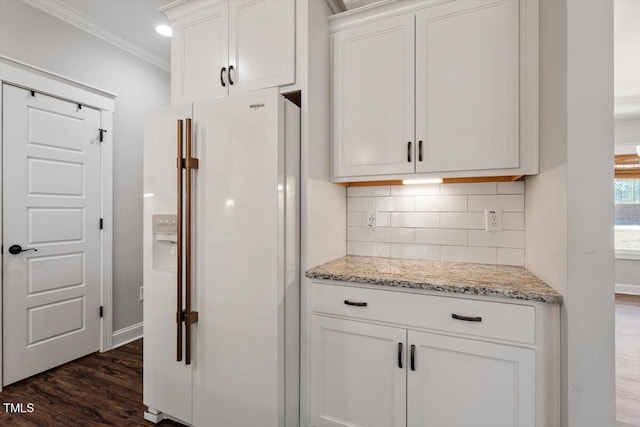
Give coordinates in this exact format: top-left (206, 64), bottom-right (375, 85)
top-left (0, 339), bottom-right (182, 426)
top-left (617, 294), bottom-right (640, 427)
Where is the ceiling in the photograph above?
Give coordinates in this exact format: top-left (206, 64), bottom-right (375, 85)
top-left (26, 0), bottom-right (173, 70)
top-left (61, 0), bottom-right (173, 64)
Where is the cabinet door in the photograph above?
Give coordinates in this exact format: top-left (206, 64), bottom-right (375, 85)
top-left (333, 14), bottom-right (415, 178)
top-left (171, 3), bottom-right (229, 105)
top-left (311, 316), bottom-right (407, 427)
top-left (228, 0), bottom-right (295, 94)
top-left (407, 331), bottom-right (535, 427)
top-left (415, 0), bottom-right (519, 173)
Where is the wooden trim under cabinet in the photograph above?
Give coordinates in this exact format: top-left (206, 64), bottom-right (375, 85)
top-left (336, 175), bottom-right (524, 187)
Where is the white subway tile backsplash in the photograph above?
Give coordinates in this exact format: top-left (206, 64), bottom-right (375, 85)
top-left (440, 212), bottom-right (485, 230)
top-left (440, 182), bottom-right (496, 195)
top-left (347, 241), bottom-right (391, 257)
top-left (415, 195), bottom-right (467, 212)
top-left (391, 212), bottom-right (439, 228)
top-left (497, 248), bottom-right (525, 266)
top-left (390, 184), bottom-right (440, 196)
top-left (345, 182), bottom-right (527, 265)
top-left (377, 212), bottom-right (391, 227)
top-left (347, 227), bottom-right (369, 241)
top-left (369, 227), bottom-right (414, 243)
top-left (391, 244), bottom-right (440, 260)
top-left (468, 230), bottom-right (525, 248)
top-left (468, 195), bottom-right (524, 212)
top-left (415, 229), bottom-right (467, 246)
top-left (441, 246), bottom-right (497, 264)
top-left (347, 197), bottom-right (368, 212)
top-left (370, 196), bottom-right (414, 212)
top-left (497, 181), bottom-right (525, 194)
top-left (503, 213), bottom-right (525, 230)
top-left (347, 212), bottom-right (367, 227)
top-left (347, 186), bottom-right (391, 197)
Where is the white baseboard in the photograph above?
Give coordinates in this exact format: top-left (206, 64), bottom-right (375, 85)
top-left (616, 283), bottom-right (640, 295)
top-left (112, 322), bottom-right (143, 349)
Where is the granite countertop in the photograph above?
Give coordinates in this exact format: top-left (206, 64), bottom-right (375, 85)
top-left (305, 255), bottom-right (563, 304)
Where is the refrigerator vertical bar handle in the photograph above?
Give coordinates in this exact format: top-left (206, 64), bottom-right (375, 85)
top-left (185, 118), bottom-right (199, 365)
top-left (176, 119), bottom-right (184, 362)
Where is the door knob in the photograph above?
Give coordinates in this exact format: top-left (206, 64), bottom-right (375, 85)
top-left (8, 245), bottom-right (38, 255)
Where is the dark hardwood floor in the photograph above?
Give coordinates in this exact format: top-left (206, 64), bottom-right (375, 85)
top-left (0, 296), bottom-right (637, 426)
top-left (0, 339), bottom-right (182, 426)
top-left (617, 294), bottom-right (640, 427)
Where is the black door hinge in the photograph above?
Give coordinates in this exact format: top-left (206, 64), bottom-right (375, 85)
top-left (100, 306), bottom-right (104, 318)
top-left (98, 128), bottom-right (108, 142)
top-left (99, 218), bottom-right (104, 230)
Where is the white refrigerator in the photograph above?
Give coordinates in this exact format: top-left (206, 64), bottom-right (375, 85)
top-left (142, 88), bottom-right (300, 427)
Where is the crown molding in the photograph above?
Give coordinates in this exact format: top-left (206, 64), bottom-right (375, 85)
top-left (325, 0), bottom-right (347, 15)
top-left (22, 0), bottom-right (170, 72)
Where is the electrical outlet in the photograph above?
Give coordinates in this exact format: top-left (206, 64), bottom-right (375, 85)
top-left (485, 209), bottom-right (502, 232)
top-left (139, 286), bottom-right (144, 301)
top-left (367, 211), bottom-right (377, 228)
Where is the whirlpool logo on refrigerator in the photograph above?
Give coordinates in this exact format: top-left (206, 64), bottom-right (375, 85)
top-left (249, 103), bottom-right (265, 110)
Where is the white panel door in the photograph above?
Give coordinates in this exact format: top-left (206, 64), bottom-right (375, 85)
top-left (228, 0), bottom-right (295, 94)
top-left (171, 2), bottom-right (229, 105)
top-left (332, 14), bottom-right (415, 177)
top-left (407, 330), bottom-right (535, 427)
top-left (415, 0), bottom-right (519, 173)
top-left (191, 89), bottom-right (285, 427)
top-left (310, 316), bottom-right (407, 427)
top-left (142, 103), bottom-right (193, 424)
top-left (2, 84), bottom-right (102, 385)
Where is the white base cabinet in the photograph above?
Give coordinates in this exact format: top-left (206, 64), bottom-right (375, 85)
top-left (407, 331), bottom-right (535, 427)
top-left (309, 282), bottom-right (560, 427)
top-left (311, 316), bottom-right (407, 427)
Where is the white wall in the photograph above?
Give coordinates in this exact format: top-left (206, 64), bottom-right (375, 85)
top-left (526, 1), bottom-right (616, 426)
top-left (0, 1), bottom-right (170, 332)
top-left (345, 182), bottom-right (526, 265)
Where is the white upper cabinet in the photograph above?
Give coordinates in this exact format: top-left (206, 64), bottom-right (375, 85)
top-left (330, 0), bottom-right (539, 181)
top-left (332, 14), bottom-right (415, 177)
top-left (415, 0), bottom-right (519, 173)
top-left (228, 0), bottom-right (295, 94)
top-left (163, 0), bottom-right (295, 105)
top-left (171, 3), bottom-right (229, 105)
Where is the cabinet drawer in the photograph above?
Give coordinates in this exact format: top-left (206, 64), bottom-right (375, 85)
top-left (311, 282), bottom-right (536, 344)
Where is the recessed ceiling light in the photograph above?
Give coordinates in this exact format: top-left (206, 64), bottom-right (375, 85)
top-left (155, 24), bottom-right (172, 37)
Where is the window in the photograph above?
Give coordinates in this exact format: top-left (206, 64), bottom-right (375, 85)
top-left (615, 177), bottom-right (640, 254)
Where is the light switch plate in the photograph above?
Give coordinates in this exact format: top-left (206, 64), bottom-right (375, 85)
top-left (367, 211), bottom-right (376, 228)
